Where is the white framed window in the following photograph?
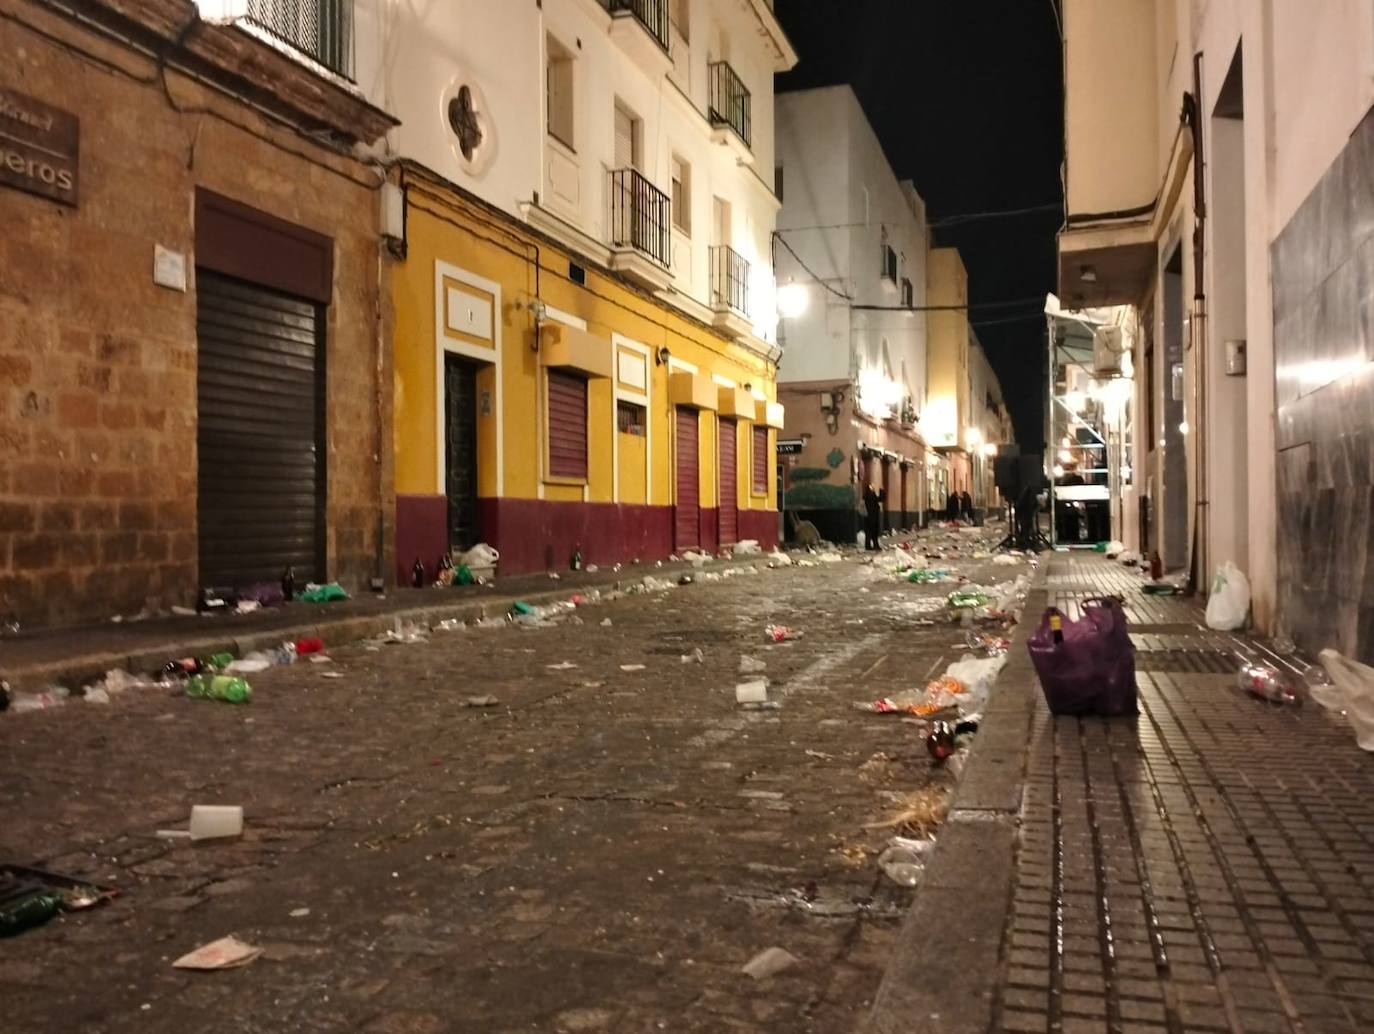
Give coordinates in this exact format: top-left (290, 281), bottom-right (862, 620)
top-left (670, 0), bottom-right (690, 41)
top-left (671, 154), bottom-right (691, 234)
top-left (547, 35), bottom-right (575, 150)
top-left (613, 101), bottom-right (641, 170)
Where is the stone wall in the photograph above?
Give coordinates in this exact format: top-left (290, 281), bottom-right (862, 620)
top-left (1271, 106), bottom-right (1374, 661)
top-left (0, 8), bottom-right (390, 628)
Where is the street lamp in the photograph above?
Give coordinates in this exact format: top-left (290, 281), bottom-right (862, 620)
top-left (776, 281), bottom-right (809, 319)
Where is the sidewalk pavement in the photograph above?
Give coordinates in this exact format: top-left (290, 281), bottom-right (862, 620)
top-left (0, 557), bottom-right (770, 690)
top-left (866, 551), bottom-right (1374, 1034)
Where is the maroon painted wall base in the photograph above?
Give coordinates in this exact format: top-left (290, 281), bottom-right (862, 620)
top-left (394, 496), bottom-right (779, 581)
top-left (395, 494), bottom-right (449, 585)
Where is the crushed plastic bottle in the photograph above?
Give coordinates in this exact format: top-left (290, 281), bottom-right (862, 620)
top-left (1237, 663), bottom-right (1299, 705)
top-left (184, 674), bottom-right (252, 704)
top-left (877, 837), bottom-right (933, 887)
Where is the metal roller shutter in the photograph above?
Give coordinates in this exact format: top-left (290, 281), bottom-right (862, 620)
top-left (752, 425), bottom-right (768, 492)
top-left (718, 418), bottom-right (738, 546)
top-left (197, 270), bottom-right (325, 588)
top-left (547, 369), bottom-right (588, 479)
top-left (675, 407), bottom-right (700, 549)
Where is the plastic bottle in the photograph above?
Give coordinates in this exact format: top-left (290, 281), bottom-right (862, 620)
top-left (571, 546), bottom-right (583, 572)
top-left (281, 566), bottom-right (296, 602)
top-left (184, 674), bottom-right (252, 703)
top-left (294, 636), bottom-right (324, 655)
top-left (412, 557), bottom-right (426, 588)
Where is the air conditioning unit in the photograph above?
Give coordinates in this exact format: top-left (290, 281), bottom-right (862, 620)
top-left (1093, 325), bottom-right (1124, 375)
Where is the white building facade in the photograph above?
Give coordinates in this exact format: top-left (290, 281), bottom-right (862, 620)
top-left (1059, 0), bottom-right (1374, 657)
top-left (772, 85), bottom-right (934, 542)
top-left (356, 0), bottom-right (794, 345)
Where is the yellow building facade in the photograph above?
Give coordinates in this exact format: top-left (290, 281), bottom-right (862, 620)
top-left (390, 166), bottom-right (783, 579)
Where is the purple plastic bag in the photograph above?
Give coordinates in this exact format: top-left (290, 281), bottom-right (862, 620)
top-left (1026, 598), bottom-right (1138, 716)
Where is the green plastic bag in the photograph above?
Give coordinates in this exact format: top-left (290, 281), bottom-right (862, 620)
top-left (298, 583), bottom-right (349, 603)
top-left (455, 564), bottom-right (474, 586)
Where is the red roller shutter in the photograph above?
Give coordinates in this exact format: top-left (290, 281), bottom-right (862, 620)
top-left (718, 418), bottom-right (738, 546)
top-left (675, 407), bottom-right (700, 549)
top-left (752, 425), bottom-right (768, 492)
top-left (547, 370), bottom-right (588, 479)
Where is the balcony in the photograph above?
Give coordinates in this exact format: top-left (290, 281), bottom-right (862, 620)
top-left (708, 62), bottom-right (752, 160)
top-left (608, 168), bottom-right (673, 291)
top-left (603, 0), bottom-right (673, 77)
top-left (709, 245), bottom-right (751, 340)
top-left (245, 0), bottom-right (354, 79)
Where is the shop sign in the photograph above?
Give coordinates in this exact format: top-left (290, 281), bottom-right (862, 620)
top-left (0, 88), bottom-right (79, 206)
top-left (776, 438), bottom-right (804, 455)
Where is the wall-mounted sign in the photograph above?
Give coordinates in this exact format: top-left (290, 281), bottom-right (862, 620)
top-left (776, 438), bottom-right (804, 455)
top-left (0, 88), bottom-right (78, 206)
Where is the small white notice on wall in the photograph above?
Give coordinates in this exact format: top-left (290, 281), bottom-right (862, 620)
top-left (153, 244), bottom-right (187, 292)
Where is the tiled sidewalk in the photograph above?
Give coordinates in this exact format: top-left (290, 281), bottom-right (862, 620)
top-left (1005, 555), bottom-right (1374, 1034)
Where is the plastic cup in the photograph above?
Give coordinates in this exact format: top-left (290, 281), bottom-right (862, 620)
top-left (189, 805), bottom-right (244, 841)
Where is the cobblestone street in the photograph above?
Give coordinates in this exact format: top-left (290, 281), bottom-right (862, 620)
top-left (0, 551), bottom-right (1006, 1033)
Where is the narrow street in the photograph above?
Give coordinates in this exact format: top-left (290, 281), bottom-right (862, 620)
top-left (1, 543), bottom-right (1019, 1033)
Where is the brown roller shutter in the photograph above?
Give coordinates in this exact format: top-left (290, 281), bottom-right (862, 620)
top-left (675, 406), bottom-right (700, 549)
top-left (752, 425), bottom-right (768, 492)
top-left (547, 370), bottom-right (588, 479)
top-left (718, 418), bottom-right (738, 546)
top-left (197, 270), bottom-right (325, 587)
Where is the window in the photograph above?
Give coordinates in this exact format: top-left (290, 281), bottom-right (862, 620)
top-left (901, 277), bottom-right (914, 307)
top-left (670, 0), bottom-right (689, 40)
top-left (547, 36), bottom-right (575, 149)
top-left (617, 399), bottom-right (646, 436)
top-left (614, 102), bottom-right (640, 170)
top-left (752, 425), bottom-right (769, 492)
top-left (671, 155), bottom-right (691, 234)
top-left (547, 369), bottom-right (588, 479)
top-left (713, 195), bottom-right (731, 247)
top-left (775, 162), bottom-right (783, 201)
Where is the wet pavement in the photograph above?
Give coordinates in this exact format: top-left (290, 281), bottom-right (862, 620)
top-left (0, 535), bottom-right (1023, 1033)
top-left (999, 554), bottom-right (1374, 1034)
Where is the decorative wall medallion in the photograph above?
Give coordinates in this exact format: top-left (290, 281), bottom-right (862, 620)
top-left (447, 86), bottom-right (483, 161)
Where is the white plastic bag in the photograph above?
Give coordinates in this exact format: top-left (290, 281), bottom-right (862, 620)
top-left (457, 543), bottom-right (500, 570)
top-left (1204, 561), bottom-right (1250, 631)
top-left (732, 539), bottom-right (761, 556)
top-left (1316, 649), bottom-right (1374, 751)
top-left (944, 653), bottom-right (1008, 708)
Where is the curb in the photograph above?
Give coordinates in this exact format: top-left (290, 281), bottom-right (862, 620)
top-left (2, 560), bottom-right (777, 691)
top-left (861, 575), bottom-right (1048, 1034)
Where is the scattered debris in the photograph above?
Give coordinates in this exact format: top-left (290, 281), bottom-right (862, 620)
top-left (764, 624), bottom-right (801, 643)
top-left (465, 695), bottom-right (500, 708)
top-left (546, 661), bottom-right (577, 671)
top-left (172, 935), bottom-right (263, 970)
top-left (738, 655), bottom-right (767, 674)
top-left (289, 907), bottom-right (310, 918)
top-left (1237, 663), bottom-right (1299, 705)
top-left (680, 647), bottom-right (705, 664)
top-left (619, 664), bottom-right (646, 672)
top-left (741, 946), bottom-right (799, 980)
top-left (877, 837), bottom-right (934, 886)
top-left (735, 680), bottom-right (768, 704)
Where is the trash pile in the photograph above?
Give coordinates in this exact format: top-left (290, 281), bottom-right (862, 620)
top-left (854, 654), bottom-right (1004, 721)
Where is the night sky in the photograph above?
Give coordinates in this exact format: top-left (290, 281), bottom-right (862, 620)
top-left (774, 1), bottom-right (1064, 450)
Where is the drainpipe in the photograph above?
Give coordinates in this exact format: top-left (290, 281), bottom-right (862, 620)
top-left (1186, 53), bottom-right (1208, 594)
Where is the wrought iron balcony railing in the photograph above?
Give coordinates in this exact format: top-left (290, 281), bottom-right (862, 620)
top-left (609, 168), bottom-right (671, 269)
top-left (603, 0), bottom-right (670, 52)
top-left (710, 244), bottom-right (749, 316)
top-left (246, 0), bottom-right (354, 79)
top-left (708, 61), bottom-right (751, 149)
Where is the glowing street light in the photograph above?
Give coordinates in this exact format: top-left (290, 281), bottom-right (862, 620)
top-left (964, 427), bottom-right (983, 449)
top-left (776, 281), bottom-right (809, 319)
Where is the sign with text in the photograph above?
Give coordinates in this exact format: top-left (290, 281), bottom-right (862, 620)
top-left (776, 438), bottom-right (805, 455)
top-left (0, 88), bottom-right (78, 206)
